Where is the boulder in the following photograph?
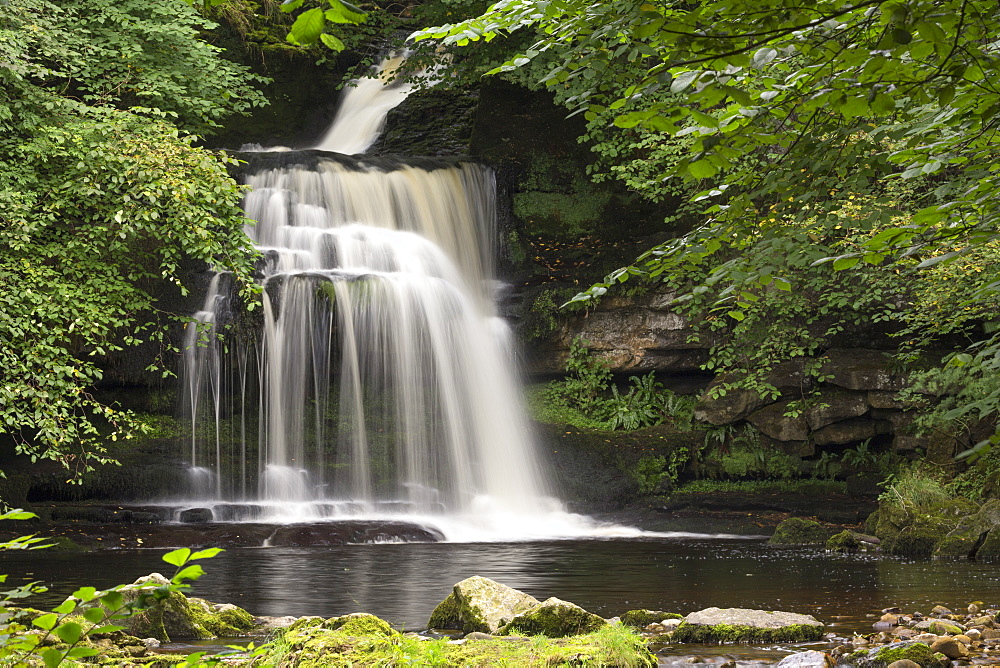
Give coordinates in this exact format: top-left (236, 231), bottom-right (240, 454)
top-left (812, 418), bottom-right (891, 446)
top-left (805, 389), bottom-right (869, 429)
top-left (694, 381), bottom-right (771, 426)
top-left (747, 401), bottom-right (809, 441)
top-left (673, 607), bottom-right (824, 643)
top-left (775, 650), bottom-right (835, 667)
top-left (851, 641), bottom-right (945, 668)
top-left (821, 349), bottom-right (909, 392)
top-left (427, 576), bottom-right (540, 634)
top-left (119, 573), bottom-right (252, 642)
top-left (930, 637), bottom-right (967, 659)
top-left (826, 530), bottom-right (863, 553)
top-left (619, 609), bottom-right (681, 628)
top-left (769, 517), bottom-right (833, 545)
top-left (499, 597), bottom-right (607, 637)
top-left (934, 499), bottom-right (1000, 558)
top-left (178, 508), bottom-right (213, 523)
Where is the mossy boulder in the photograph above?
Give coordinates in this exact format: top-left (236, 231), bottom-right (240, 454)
top-left (620, 609), bottom-right (682, 628)
top-left (827, 530), bottom-right (863, 552)
top-left (499, 597), bottom-right (607, 637)
top-left (869, 498), bottom-right (978, 557)
top-left (769, 517), bottom-right (833, 545)
top-left (934, 499), bottom-right (1000, 558)
top-left (428, 576), bottom-right (540, 634)
top-left (120, 573), bottom-right (255, 642)
top-left (672, 607), bottom-right (824, 643)
top-left (850, 641), bottom-right (947, 667)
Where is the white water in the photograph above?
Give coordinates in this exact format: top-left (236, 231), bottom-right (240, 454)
top-left (178, 57), bottom-right (731, 542)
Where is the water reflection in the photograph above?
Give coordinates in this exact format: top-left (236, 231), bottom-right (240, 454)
top-left (2, 539), bottom-right (997, 634)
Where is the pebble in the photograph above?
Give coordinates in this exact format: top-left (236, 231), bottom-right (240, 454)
top-left (885, 661), bottom-right (920, 668)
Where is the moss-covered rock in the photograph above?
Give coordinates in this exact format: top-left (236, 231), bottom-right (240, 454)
top-left (827, 530), bottom-right (863, 552)
top-left (620, 609), bottom-right (682, 628)
top-left (322, 613), bottom-right (395, 637)
top-left (870, 498), bottom-right (978, 558)
top-left (427, 576), bottom-right (540, 634)
top-left (499, 597), bottom-right (607, 637)
top-left (934, 499), bottom-right (1000, 558)
top-left (673, 608), bottom-right (824, 644)
top-left (769, 517), bottom-right (833, 545)
top-left (850, 641), bottom-right (946, 667)
top-left (266, 617), bottom-right (657, 667)
top-left (121, 573), bottom-right (255, 642)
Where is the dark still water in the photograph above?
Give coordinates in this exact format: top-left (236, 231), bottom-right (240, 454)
top-left (2, 538), bottom-right (998, 634)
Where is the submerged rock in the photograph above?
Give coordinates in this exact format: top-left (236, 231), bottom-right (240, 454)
top-left (499, 597), bottom-right (606, 637)
top-left (428, 576), bottom-right (540, 634)
top-left (673, 607), bottom-right (824, 643)
top-left (775, 649), bottom-right (835, 667)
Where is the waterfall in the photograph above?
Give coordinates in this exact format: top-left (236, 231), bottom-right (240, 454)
top-left (178, 56), bottom-right (621, 540)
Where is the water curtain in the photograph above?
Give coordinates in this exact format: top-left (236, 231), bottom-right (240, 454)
top-left (181, 57), bottom-right (551, 522)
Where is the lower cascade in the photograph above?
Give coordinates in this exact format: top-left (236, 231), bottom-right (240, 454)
top-left (176, 60), bottom-right (639, 541)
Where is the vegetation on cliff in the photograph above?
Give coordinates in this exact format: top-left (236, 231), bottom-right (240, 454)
top-left (413, 0), bottom-right (1000, 459)
top-left (0, 0), bottom-right (266, 478)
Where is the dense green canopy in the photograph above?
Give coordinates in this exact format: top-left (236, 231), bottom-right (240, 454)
top-left (414, 0), bottom-right (1000, 450)
top-left (0, 0), bottom-right (265, 477)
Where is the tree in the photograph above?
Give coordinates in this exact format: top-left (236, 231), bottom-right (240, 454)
top-left (0, 0), bottom-right (266, 478)
top-left (413, 0), bottom-right (1000, 447)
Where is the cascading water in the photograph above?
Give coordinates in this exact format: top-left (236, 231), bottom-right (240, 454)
top-left (179, 57), bottom-right (641, 540)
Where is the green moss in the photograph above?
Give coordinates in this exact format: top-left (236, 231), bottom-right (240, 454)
top-left (322, 613), bottom-right (397, 637)
top-left (187, 601), bottom-right (255, 637)
top-left (851, 640), bottom-right (947, 668)
top-left (500, 599), bottom-right (606, 637)
top-left (427, 592), bottom-right (463, 630)
top-left (620, 610), bottom-right (681, 628)
top-left (768, 517), bottom-right (832, 545)
top-left (265, 620), bottom-right (656, 667)
top-left (927, 620), bottom-right (962, 635)
top-left (826, 530), bottom-right (863, 553)
top-left (671, 622), bottom-right (824, 644)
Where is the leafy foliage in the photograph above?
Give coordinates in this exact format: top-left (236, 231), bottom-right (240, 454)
top-left (413, 0), bottom-right (1000, 445)
top-left (0, 0), bottom-right (264, 477)
top-left (0, 510), bottom-right (226, 666)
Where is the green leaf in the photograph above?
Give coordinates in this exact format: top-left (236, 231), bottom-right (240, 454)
top-left (83, 607), bottom-right (105, 624)
top-left (286, 7), bottom-right (325, 46)
top-left (53, 600), bottom-right (77, 614)
top-left (34, 613), bottom-right (58, 631)
top-left (190, 547), bottom-right (224, 561)
top-left (72, 587), bottom-right (98, 602)
top-left (162, 548), bottom-right (192, 568)
top-left (173, 565), bottom-right (205, 583)
top-left (42, 648), bottom-right (63, 668)
top-left (325, 0), bottom-right (366, 24)
top-left (54, 621), bottom-right (82, 644)
top-left (832, 256), bottom-right (861, 270)
top-left (752, 47), bottom-right (777, 68)
top-left (319, 33), bottom-right (345, 51)
top-left (727, 310), bottom-right (745, 321)
top-left (688, 160), bottom-right (718, 179)
top-left (670, 70), bottom-right (698, 93)
top-left (279, 0), bottom-right (304, 12)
